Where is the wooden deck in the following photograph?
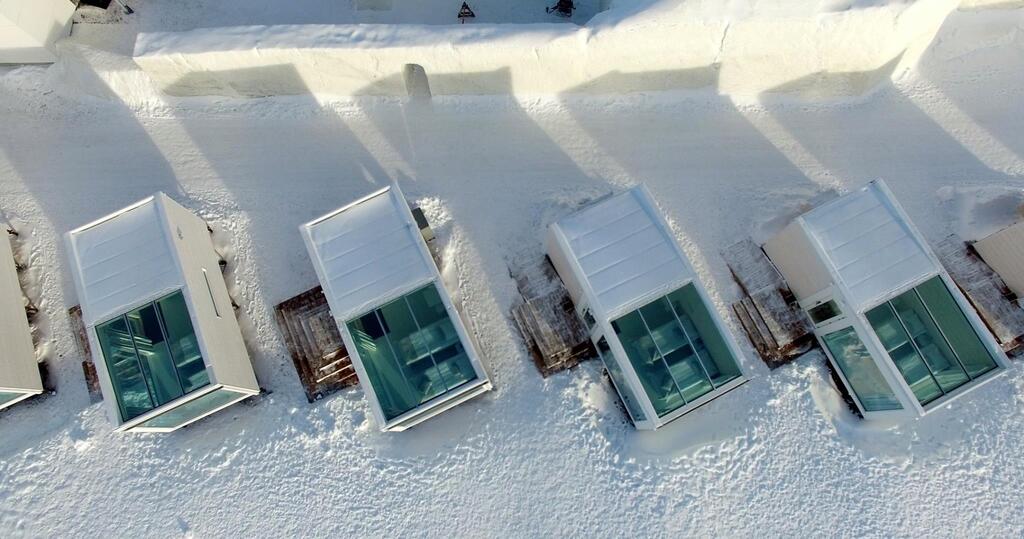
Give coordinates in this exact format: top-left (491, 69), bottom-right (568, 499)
top-left (935, 234), bottom-right (1024, 355)
top-left (274, 286), bottom-right (359, 402)
top-left (510, 257), bottom-right (595, 377)
top-left (722, 239), bottom-right (816, 368)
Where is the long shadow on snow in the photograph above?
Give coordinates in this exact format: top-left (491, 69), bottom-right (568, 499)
top-left (0, 64), bottom-right (184, 451)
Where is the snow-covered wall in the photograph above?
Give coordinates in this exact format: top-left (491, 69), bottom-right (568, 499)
top-left (0, 0), bottom-right (75, 64)
top-left (134, 0), bottom-right (963, 98)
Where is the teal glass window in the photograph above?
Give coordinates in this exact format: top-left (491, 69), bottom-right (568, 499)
top-left (822, 327), bottom-right (902, 411)
top-left (611, 283), bottom-right (742, 417)
top-left (347, 283), bottom-right (478, 421)
top-left (96, 290), bottom-right (210, 421)
top-left (134, 387), bottom-right (246, 430)
top-left (596, 336), bottom-right (646, 422)
top-left (866, 276), bottom-right (999, 406)
top-left (0, 391), bottom-right (27, 409)
top-left (808, 300), bottom-right (841, 325)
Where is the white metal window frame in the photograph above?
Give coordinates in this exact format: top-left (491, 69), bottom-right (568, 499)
top-left (336, 275), bottom-right (491, 432)
top-left (804, 288), bottom-right (912, 419)
top-left (0, 390), bottom-right (40, 412)
top-left (854, 271), bottom-right (1008, 416)
top-left (84, 284), bottom-right (253, 433)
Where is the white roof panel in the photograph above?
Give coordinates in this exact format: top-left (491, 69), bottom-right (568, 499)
top-left (801, 182), bottom-right (936, 310)
top-left (554, 187), bottom-right (692, 317)
top-left (67, 197), bottom-right (182, 325)
top-left (302, 187), bottom-right (434, 321)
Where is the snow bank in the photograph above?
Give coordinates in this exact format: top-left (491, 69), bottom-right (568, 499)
top-left (134, 0), bottom-right (961, 97)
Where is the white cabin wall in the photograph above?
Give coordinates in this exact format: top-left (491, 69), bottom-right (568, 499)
top-left (158, 195), bottom-right (258, 392)
top-left (0, 233), bottom-right (40, 393)
top-left (546, 225), bottom-right (585, 309)
top-left (0, 0), bottom-right (75, 64)
top-left (762, 221), bottom-right (831, 303)
top-left (974, 221), bottom-right (1024, 301)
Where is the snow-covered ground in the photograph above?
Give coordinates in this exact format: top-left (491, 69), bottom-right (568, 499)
top-left (2, 3), bottom-right (1024, 538)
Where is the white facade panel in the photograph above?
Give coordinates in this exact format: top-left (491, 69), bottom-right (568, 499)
top-left (302, 187), bottom-right (434, 321)
top-left (801, 182), bottom-right (934, 311)
top-left (974, 221), bottom-right (1024, 301)
top-left (0, 231), bottom-right (41, 400)
top-left (762, 220), bottom-right (830, 302)
top-left (0, 0), bottom-right (75, 64)
top-left (551, 187), bottom-right (692, 319)
top-left (158, 194), bottom-right (258, 393)
top-left (67, 198), bottom-right (182, 326)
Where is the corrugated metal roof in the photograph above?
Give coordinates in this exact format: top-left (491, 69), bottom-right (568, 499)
top-left (554, 187), bottom-right (691, 317)
top-left (801, 182), bottom-right (935, 310)
top-left (302, 187), bottom-right (433, 321)
top-left (68, 197), bottom-right (181, 325)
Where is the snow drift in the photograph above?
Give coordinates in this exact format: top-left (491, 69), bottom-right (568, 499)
top-left (133, 0), bottom-right (962, 98)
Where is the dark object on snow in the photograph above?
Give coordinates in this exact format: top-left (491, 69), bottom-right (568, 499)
top-left (113, 0), bottom-right (134, 14)
top-left (722, 239), bottom-right (816, 368)
top-left (934, 234), bottom-right (1024, 355)
top-left (78, 0), bottom-right (113, 8)
top-left (546, 0), bottom-right (575, 17)
top-left (275, 286), bottom-right (358, 403)
top-left (510, 257), bottom-right (595, 377)
top-left (79, 0), bottom-right (133, 14)
top-left (458, 2), bottom-right (475, 23)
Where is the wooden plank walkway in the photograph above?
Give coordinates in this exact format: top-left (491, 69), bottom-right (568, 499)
top-left (274, 286), bottom-right (358, 402)
top-left (722, 239), bottom-right (815, 368)
top-left (68, 305), bottom-right (103, 401)
top-left (935, 234), bottom-right (1024, 355)
top-left (510, 257), bottom-right (595, 377)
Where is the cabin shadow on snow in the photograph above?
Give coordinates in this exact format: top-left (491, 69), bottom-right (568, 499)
top-left (163, 66), bottom-right (399, 415)
top-left (0, 58), bottom-right (187, 445)
top-left (913, 9), bottom-right (1024, 167)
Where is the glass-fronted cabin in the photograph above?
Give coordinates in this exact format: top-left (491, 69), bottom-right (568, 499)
top-left (547, 186), bottom-right (748, 430)
top-left (301, 186), bottom-right (491, 432)
top-left (67, 194), bottom-right (260, 432)
top-left (763, 180), bottom-right (1008, 420)
top-left (0, 231), bottom-right (43, 411)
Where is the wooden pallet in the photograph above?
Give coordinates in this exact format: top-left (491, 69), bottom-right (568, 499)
top-left (274, 286), bottom-right (358, 402)
top-left (935, 234), bottom-right (1024, 355)
top-left (722, 239), bottom-right (815, 368)
top-left (510, 257), bottom-right (595, 377)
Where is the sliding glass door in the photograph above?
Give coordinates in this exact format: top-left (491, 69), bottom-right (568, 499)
top-left (96, 290), bottom-right (210, 421)
top-left (611, 283), bottom-right (742, 417)
top-left (820, 325), bottom-right (902, 412)
top-left (347, 283), bottom-right (478, 421)
top-left (865, 276), bottom-right (998, 406)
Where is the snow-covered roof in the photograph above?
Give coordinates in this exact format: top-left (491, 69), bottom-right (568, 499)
top-left (301, 186), bottom-right (434, 321)
top-left (66, 195), bottom-right (182, 326)
top-left (551, 186), bottom-right (693, 319)
top-left (799, 181), bottom-right (936, 311)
